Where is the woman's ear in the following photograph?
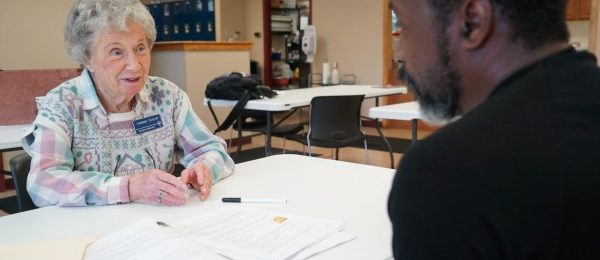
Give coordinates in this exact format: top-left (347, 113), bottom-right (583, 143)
top-left (85, 62), bottom-right (95, 73)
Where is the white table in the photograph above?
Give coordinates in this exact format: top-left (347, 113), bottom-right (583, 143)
top-left (0, 154), bottom-right (395, 259)
top-left (0, 124), bottom-right (29, 151)
top-left (206, 85), bottom-right (407, 155)
top-left (369, 101), bottom-right (422, 143)
top-left (0, 124), bottom-right (29, 191)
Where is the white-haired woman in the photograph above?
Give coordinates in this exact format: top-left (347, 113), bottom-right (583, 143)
top-left (22, 0), bottom-right (234, 207)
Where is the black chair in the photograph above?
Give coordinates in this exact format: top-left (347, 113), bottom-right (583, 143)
top-left (288, 95), bottom-right (368, 161)
top-left (207, 92), bottom-right (304, 156)
top-left (9, 153), bottom-right (37, 212)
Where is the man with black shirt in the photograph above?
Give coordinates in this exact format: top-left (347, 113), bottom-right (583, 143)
top-left (388, 0), bottom-right (600, 259)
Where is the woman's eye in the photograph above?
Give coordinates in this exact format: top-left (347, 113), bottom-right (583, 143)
top-left (136, 45), bottom-right (147, 54)
top-left (110, 49), bottom-right (123, 56)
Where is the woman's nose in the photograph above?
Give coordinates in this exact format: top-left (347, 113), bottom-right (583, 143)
top-left (125, 52), bottom-right (142, 70)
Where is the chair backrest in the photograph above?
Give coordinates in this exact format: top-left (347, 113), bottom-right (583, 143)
top-left (308, 95), bottom-right (365, 142)
top-left (209, 91), bottom-right (251, 134)
top-left (9, 153), bottom-right (37, 212)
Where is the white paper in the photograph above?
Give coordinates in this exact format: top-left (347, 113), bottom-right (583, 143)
top-left (292, 231), bottom-right (355, 260)
top-left (84, 217), bottom-right (223, 260)
top-left (172, 207), bottom-right (346, 260)
top-left (300, 16), bottom-right (309, 30)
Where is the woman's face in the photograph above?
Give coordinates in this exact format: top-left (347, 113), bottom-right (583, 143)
top-left (87, 21), bottom-right (151, 102)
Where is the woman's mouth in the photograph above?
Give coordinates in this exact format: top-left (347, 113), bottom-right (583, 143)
top-left (122, 77), bottom-right (141, 83)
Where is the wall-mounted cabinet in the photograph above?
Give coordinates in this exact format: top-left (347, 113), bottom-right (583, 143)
top-left (263, 0), bottom-right (312, 89)
top-left (146, 0), bottom-right (217, 41)
top-left (567, 0), bottom-right (592, 21)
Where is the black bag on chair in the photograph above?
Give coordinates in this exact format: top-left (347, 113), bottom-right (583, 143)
top-left (205, 72), bottom-right (276, 100)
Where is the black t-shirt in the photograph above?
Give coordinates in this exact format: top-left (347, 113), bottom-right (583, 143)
top-left (388, 48), bottom-right (600, 259)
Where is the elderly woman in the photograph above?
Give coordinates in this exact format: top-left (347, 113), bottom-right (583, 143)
top-left (21, 0), bottom-right (234, 207)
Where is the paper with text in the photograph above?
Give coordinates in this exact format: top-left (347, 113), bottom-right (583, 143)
top-left (172, 207), bottom-right (347, 260)
top-left (84, 217), bottom-right (224, 260)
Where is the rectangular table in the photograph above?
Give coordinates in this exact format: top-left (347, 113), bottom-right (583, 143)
top-left (0, 124), bottom-right (29, 152)
top-left (205, 85), bottom-right (407, 155)
top-left (0, 124), bottom-right (29, 191)
top-left (0, 154), bottom-right (396, 259)
top-left (369, 101), bottom-right (422, 143)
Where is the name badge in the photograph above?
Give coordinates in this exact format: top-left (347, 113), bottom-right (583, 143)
top-left (133, 115), bottom-right (163, 134)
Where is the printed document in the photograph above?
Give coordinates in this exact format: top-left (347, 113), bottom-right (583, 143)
top-left (84, 207), bottom-right (353, 260)
top-left (84, 218), bottom-right (224, 260)
top-left (172, 207), bottom-right (352, 259)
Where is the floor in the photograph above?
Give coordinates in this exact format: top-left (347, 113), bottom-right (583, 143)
top-left (0, 123), bottom-right (435, 217)
top-left (232, 125), bottom-right (434, 168)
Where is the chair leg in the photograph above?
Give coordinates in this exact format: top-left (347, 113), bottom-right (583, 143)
top-left (227, 128), bottom-right (233, 152)
top-left (335, 148), bottom-right (339, 160)
top-left (234, 121), bottom-right (243, 159)
top-left (363, 138), bottom-right (369, 164)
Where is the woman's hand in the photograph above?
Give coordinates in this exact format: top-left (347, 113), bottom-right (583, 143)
top-left (180, 162), bottom-right (213, 201)
top-left (128, 169), bottom-right (189, 205)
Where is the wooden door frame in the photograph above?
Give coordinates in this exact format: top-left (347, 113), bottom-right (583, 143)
top-left (590, 0), bottom-right (599, 63)
top-left (262, 0), bottom-right (272, 86)
top-left (383, 0), bottom-right (394, 87)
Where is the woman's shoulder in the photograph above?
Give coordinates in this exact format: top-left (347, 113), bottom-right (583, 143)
top-left (39, 76), bottom-right (85, 107)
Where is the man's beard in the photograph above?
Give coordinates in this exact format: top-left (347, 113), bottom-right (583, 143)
top-left (397, 39), bottom-right (461, 125)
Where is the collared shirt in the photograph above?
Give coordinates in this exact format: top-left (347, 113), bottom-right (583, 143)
top-left (22, 69), bottom-right (234, 206)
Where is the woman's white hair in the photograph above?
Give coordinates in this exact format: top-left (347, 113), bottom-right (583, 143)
top-left (64, 0), bottom-right (156, 65)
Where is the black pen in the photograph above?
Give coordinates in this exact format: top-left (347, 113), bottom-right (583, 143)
top-left (222, 197), bottom-right (287, 203)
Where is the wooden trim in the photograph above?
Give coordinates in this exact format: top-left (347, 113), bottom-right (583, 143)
top-left (590, 0), bottom-right (599, 62)
top-left (152, 41), bottom-right (252, 51)
top-left (263, 0), bottom-right (273, 86)
top-left (383, 0), bottom-right (393, 88)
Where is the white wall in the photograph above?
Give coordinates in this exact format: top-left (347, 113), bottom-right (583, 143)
top-left (0, 0), bottom-right (78, 70)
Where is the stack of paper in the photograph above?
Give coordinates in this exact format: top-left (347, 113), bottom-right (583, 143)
top-left (84, 218), bottom-right (222, 260)
top-left (85, 208), bottom-right (354, 260)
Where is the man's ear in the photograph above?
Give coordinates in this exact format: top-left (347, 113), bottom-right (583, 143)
top-left (455, 0), bottom-right (493, 50)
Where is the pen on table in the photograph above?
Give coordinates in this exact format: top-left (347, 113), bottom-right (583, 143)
top-left (222, 197), bottom-right (288, 204)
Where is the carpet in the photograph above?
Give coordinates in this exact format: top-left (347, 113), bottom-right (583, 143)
top-left (351, 135), bottom-right (413, 154)
top-left (0, 196), bottom-right (19, 214)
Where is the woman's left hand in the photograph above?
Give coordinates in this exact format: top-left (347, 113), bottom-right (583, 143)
top-left (180, 162), bottom-right (213, 200)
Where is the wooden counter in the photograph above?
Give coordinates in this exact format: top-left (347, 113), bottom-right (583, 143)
top-left (153, 41), bottom-right (253, 52)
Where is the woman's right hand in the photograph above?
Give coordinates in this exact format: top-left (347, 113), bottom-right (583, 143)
top-left (128, 169), bottom-right (189, 206)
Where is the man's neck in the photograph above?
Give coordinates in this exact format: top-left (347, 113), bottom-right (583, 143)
top-left (458, 42), bottom-right (571, 114)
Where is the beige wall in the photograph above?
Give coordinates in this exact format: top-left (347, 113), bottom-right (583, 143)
top-left (568, 21), bottom-right (591, 50)
top-left (312, 1), bottom-right (384, 113)
top-left (312, 1), bottom-right (384, 86)
top-left (217, 0), bottom-right (247, 42)
top-left (0, 0), bottom-right (78, 70)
